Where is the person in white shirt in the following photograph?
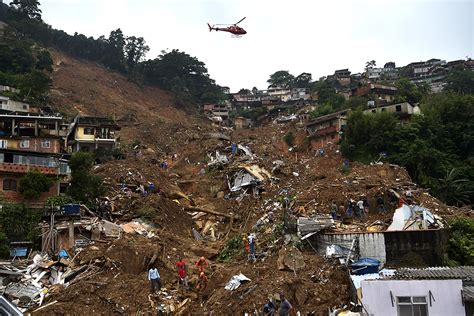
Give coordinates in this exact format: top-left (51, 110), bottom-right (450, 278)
top-left (148, 266), bottom-right (161, 294)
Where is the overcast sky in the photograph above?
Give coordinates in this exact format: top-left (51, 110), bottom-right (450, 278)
top-left (40, 0), bottom-right (473, 91)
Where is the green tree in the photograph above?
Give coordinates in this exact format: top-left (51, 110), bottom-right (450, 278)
top-left (124, 35), bottom-right (149, 73)
top-left (0, 232), bottom-right (9, 258)
top-left (238, 88), bottom-right (251, 95)
top-left (394, 78), bottom-right (423, 104)
top-left (9, 0), bottom-right (42, 20)
top-left (18, 170), bottom-right (53, 201)
top-left (294, 72), bottom-right (312, 89)
top-left (447, 218), bottom-right (474, 266)
top-left (365, 60), bottom-right (376, 71)
top-left (341, 92), bottom-right (474, 206)
top-left (446, 69), bottom-right (474, 94)
top-left (142, 49), bottom-right (224, 105)
top-left (267, 70), bottom-right (294, 88)
top-left (68, 152), bottom-right (105, 205)
top-left (436, 169), bottom-right (473, 206)
top-left (0, 202), bottom-right (41, 244)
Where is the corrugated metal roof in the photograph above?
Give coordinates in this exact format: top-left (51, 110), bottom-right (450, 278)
top-left (393, 266), bottom-right (474, 281)
top-left (463, 286), bottom-right (474, 302)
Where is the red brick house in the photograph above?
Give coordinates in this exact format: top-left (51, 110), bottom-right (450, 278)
top-left (306, 109), bottom-right (349, 151)
top-left (0, 114), bottom-right (69, 208)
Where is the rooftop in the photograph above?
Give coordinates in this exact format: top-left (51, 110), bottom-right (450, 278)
top-left (393, 266), bottom-right (474, 281)
top-left (306, 109), bottom-right (349, 127)
top-left (76, 116), bottom-right (120, 127)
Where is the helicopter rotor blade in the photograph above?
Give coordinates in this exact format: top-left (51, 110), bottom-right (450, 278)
top-left (235, 17), bottom-right (246, 25)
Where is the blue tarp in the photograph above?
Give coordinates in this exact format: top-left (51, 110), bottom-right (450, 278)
top-left (351, 257), bottom-right (381, 275)
top-left (62, 204), bottom-right (81, 215)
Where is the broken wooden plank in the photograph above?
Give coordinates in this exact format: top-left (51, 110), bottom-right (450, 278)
top-left (183, 206), bottom-right (240, 220)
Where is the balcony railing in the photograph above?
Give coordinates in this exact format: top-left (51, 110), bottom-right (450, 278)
top-left (0, 162), bottom-right (58, 175)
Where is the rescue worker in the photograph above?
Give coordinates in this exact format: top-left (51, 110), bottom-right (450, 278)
top-left (176, 257), bottom-right (189, 290)
top-left (195, 256), bottom-right (209, 273)
top-left (196, 271), bottom-right (208, 291)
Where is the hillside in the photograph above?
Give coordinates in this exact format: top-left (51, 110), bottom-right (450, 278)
top-left (10, 50), bottom-right (462, 315)
top-left (48, 49), bottom-right (207, 150)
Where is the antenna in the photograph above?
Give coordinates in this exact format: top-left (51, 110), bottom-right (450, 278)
top-left (235, 17), bottom-right (246, 25)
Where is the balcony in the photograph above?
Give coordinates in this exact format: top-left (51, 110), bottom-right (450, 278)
top-left (0, 162), bottom-right (58, 175)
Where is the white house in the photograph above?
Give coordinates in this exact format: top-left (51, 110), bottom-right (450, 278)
top-left (357, 266), bottom-right (474, 316)
top-left (363, 102), bottom-right (421, 120)
top-left (0, 96), bottom-right (30, 113)
top-left (267, 85), bottom-right (291, 102)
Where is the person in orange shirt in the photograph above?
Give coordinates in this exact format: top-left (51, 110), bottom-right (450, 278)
top-left (195, 256), bottom-right (209, 273)
top-left (196, 271), bottom-right (208, 291)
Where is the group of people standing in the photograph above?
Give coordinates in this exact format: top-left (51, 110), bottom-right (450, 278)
top-left (330, 193), bottom-right (392, 221)
top-left (147, 256), bottom-right (210, 295)
top-left (262, 294), bottom-right (293, 316)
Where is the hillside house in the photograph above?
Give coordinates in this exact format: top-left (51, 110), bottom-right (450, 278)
top-left (352, 83), bottom-right (398, 104)
top-left (0, 114), bottom-right (69, 208)
top-left (67, 116), bottom-right (120, 154)
top-left (203, 103), bottom-right (231, 120)
top-left (0, 96), bottom-right (30, 113)
top-left (0, 85), bottom-right (20, 94)
top-left (291, 88), bottom-right (310, 102)
top-left (407, 59), bottom-right (446, 78)
top-left (267, 85), bottom-right (291, 102)
top-left (356, 266), bottom-right (474, 316)
top-left (234, 116), bottom-right (252, 129)
top-left (363, 102), bottom-right (421, 121)
top-left (334, 69), bottom-right (351, 86)
top-left (305, 109), bottom-right (349, 150)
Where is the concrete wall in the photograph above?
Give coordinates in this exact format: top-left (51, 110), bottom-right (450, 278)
top-left (313, 229), bottom-right (448, 266)
top-left (75, 127), bottom-right (95, 141)
top-left (384, 229), bottom-right (448, 266)
top-left (314, 232), bottom-right (386, 263)
top-left (0, 138), bottom-right (61, 154)
top-left (361, 279), bottom-right (465, 316)
top-left (0, 174), bottom-right (59, 208)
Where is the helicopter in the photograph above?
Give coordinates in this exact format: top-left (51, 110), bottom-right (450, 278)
top-left (207, 17), bottom-right (247, 36)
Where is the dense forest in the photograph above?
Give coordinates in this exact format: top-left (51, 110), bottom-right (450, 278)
top-left (0, 1), bottom-right (225, 107)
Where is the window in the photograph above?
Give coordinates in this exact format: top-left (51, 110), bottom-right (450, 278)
top-left (41, 140), bottom-right (51, 148)
top-left (83, 127), bottom-right (94, 135)
top-left (19, 140), bottom-right (29, 148)
top-left (381, 108), bottom-right (387, 112)
top-left (3, 179), bottom-right (17, 191)
top-left (396, 105), bottom-right (402, 112)
top-left (0, 140), bottom-right (7, 149)
top-left (397, 296), bottom-right (428, 316)
top-left (371, 110), bottom-right (376, 113)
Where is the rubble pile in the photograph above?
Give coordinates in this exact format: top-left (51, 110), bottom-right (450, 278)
top-left (2, 51), bottom-right (464, 314)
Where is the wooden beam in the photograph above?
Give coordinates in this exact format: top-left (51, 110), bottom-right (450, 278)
top-left (183, 206), bottom-right (240, 220)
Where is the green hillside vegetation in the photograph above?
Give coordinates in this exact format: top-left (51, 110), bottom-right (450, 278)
top-left (0, 1), bottom-right (225, 107)
top-left (341, 87), bottom-right (474, 206)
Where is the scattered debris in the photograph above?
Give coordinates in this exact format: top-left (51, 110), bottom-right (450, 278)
top-left (224, 273), bottom-right (251, 291)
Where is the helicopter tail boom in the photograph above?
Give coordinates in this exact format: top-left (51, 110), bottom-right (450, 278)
top-left (207, 23), bottom-right (213, 31)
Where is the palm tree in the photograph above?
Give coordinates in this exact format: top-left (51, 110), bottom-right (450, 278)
top-left (437, 168), bottom-right (473, 206)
